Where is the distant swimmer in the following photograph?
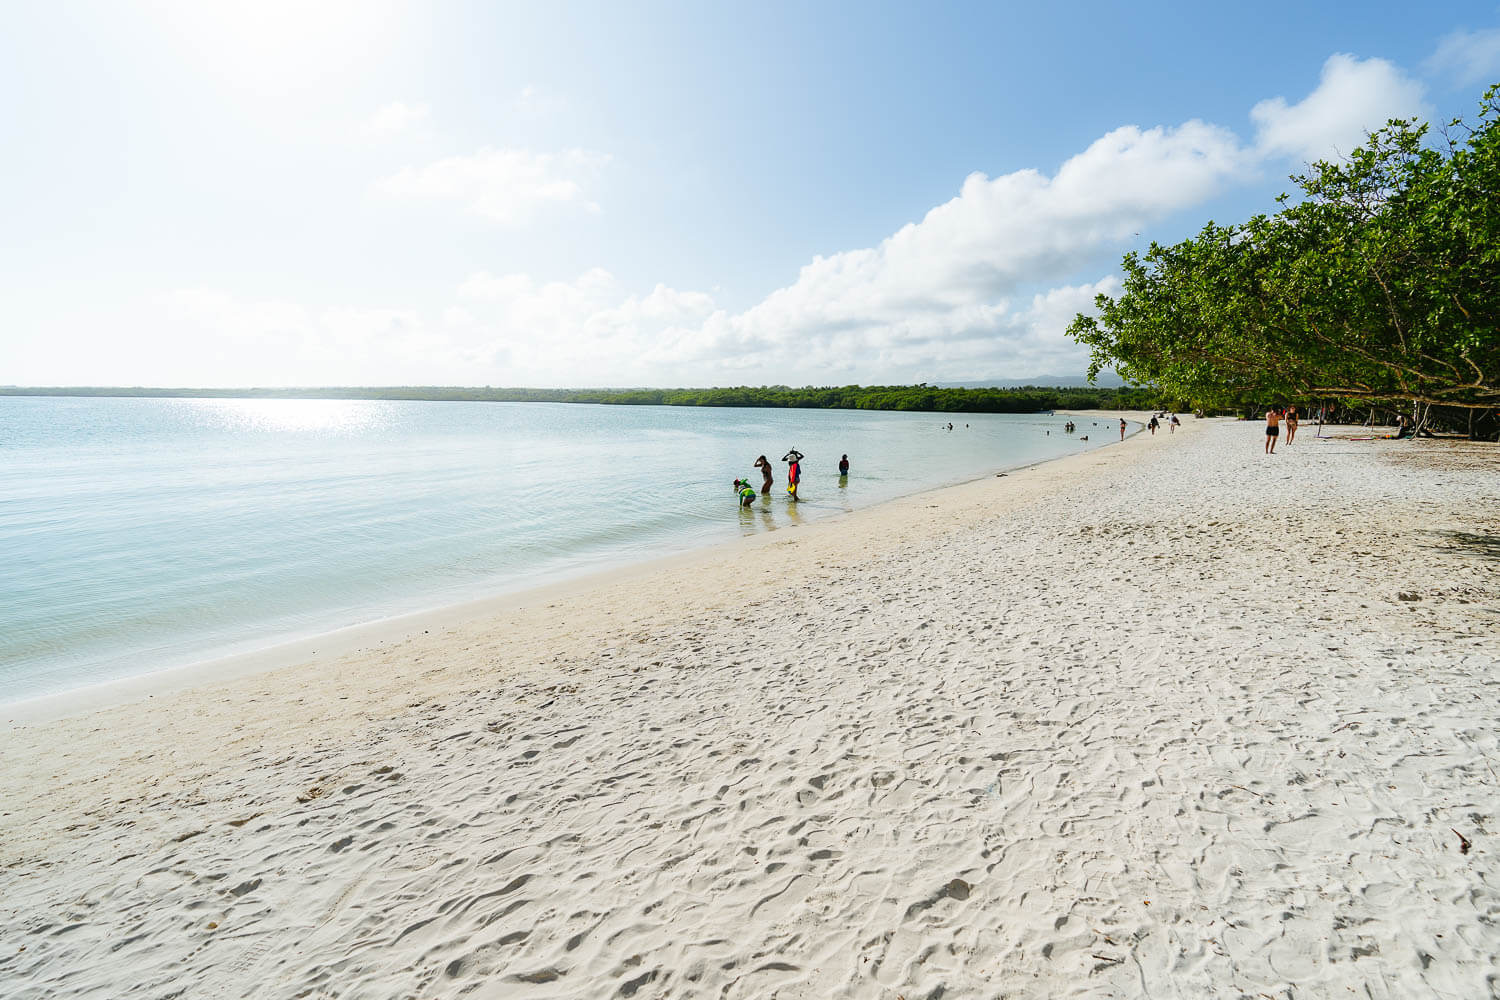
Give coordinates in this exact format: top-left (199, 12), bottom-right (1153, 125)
top-left (733, 479), bottom-right (757, 507)
top-left (838, 454), bottom-right (849, 476)
top-left (1080, 435), bottom-right (1088, 441)
top-left (753, 454), bottom-right (774, 494)
top-left (782, 448), bottom-right (804, 501)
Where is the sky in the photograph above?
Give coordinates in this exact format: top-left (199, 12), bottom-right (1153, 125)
top-left (2, 1), bottom-right (1499, 388)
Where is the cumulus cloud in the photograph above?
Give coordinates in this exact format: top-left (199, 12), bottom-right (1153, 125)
top-left (620, 122), bottom-right (1244, 381)
top-left (364, 101), bottom-right (429, 136)
top-left (1251, 54), bottom-right (1429, 163)
top-left (454, 269), bottom-right (719, 381)
top-left (373, 148), bottom-right (609, 224)
top-left (1425, 27), bottom-right (1500, 88)
top-left (351, 116), bottom-right (1249, 384)
top-left (107, 50), bottom-right (1450, 388)
top-left (442, 119), bottom-right (1245, 383)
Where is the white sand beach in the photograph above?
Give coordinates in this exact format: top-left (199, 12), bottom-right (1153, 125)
top-left (3, 415), bottom-right (1498, 999)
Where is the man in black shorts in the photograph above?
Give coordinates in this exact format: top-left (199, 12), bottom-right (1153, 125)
top-left (1265, 407), bottom-right (1281, 454)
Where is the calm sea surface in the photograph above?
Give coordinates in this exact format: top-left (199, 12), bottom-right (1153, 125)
top-left (1, 397), bottom-right (1120, 703)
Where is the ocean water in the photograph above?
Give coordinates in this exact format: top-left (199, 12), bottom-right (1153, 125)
top-left (1, 396), bottom-right (1120, 703)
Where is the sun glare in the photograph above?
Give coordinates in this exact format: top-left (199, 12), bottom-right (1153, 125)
top-left (198, 398), bottom-right (384, 435)
top-left (144, 0), bottom-right (399, 98)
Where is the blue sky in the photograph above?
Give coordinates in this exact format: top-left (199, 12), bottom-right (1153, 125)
top-left (3, 1), bottom-right (1498, 387)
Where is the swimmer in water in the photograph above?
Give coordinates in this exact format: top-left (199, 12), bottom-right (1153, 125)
top-left (838, 454), bottom-right (849, 476)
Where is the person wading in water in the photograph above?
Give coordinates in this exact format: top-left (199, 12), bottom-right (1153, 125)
top-left (753, 455), bottom-right (774, 495)
top-left (782, 449), bottom-right (804, 501)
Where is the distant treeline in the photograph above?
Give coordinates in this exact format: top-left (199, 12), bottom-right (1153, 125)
top-left (0, 384), bottom-right (1158, 413)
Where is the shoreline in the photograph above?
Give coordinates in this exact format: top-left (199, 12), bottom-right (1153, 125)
top-left (3, 411), bottom-right (1151, 725)
top-left (14, 412), bottom-right (1488, 997)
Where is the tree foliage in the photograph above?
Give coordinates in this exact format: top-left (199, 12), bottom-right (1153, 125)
top-left (1068, 84), bottom-right (1500, 415)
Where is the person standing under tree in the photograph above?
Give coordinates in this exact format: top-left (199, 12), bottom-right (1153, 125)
top-left (1265, 407), bottom-right (1281, 454)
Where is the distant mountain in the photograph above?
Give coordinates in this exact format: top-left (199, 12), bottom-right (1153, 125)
top-left (933, 372), bottom-right (1127, 389)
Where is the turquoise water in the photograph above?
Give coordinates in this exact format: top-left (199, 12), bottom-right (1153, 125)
top-left (1, 397), bottom-right (1119, 702)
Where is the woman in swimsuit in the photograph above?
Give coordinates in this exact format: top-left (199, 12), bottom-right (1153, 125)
top-left (1285, 406), bottom-right (1299, 445)
top-left (753, 455), bottom-right (773, 495)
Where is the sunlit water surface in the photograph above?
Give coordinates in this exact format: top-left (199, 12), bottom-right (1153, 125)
top-left (1, 397), bottom-right (1121, 702)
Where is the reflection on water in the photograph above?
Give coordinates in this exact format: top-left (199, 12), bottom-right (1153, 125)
top-left (199, 398), bottom-right (385, 435)
top-left (1, 396), bottom-right (1120, 701)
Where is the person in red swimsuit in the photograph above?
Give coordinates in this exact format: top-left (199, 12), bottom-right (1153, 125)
top-left (782, 448), bottom-right (804, 501)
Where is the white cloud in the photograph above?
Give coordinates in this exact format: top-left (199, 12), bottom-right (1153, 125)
top-left (515, 84), bottom-right (567, 115)
top-left (442, 118), bottom-right (1245, 384)
top-left (1425, 27), bottom-right (1500, 88)
top-left (652, 122), bottom-right (1245, 380)
top-left (1251, 54), bottom-right (1429, 163)
top-left (364, 101), bottom-right (429, 136)
top-left (67, 49), bottom-right (1449, 389)
top-left (373, 148), bottom-right (609, 224)
top-left (298, 114), bottom-right (1248, 385)
top-left (140, 290), bottom-right (450, 386)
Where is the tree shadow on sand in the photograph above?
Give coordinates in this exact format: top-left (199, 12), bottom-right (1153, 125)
top-left (1424, 530), bottom-right (1500, 562)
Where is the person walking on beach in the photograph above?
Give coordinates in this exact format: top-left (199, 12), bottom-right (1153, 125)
top-left (1119, 418), bottom-right (1127, 441)
top-left (1148, 416), bottom-right (1159, 435)
top-left (1265, 407), bottom-right (1281, 453)
top-left (753, 454), bottom-right (774, 495)
top-left (1285, 406), bottom-right (1299, 445)
top-left (783, 448), bottom-right (804, 501)
top-left (1170, 414), bottom-right (1180, 433)
top-left (838, 454), bottom-right (849, 476)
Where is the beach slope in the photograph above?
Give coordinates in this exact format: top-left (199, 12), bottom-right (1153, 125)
top-left (3, 418), bottom-right (1498, 998)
